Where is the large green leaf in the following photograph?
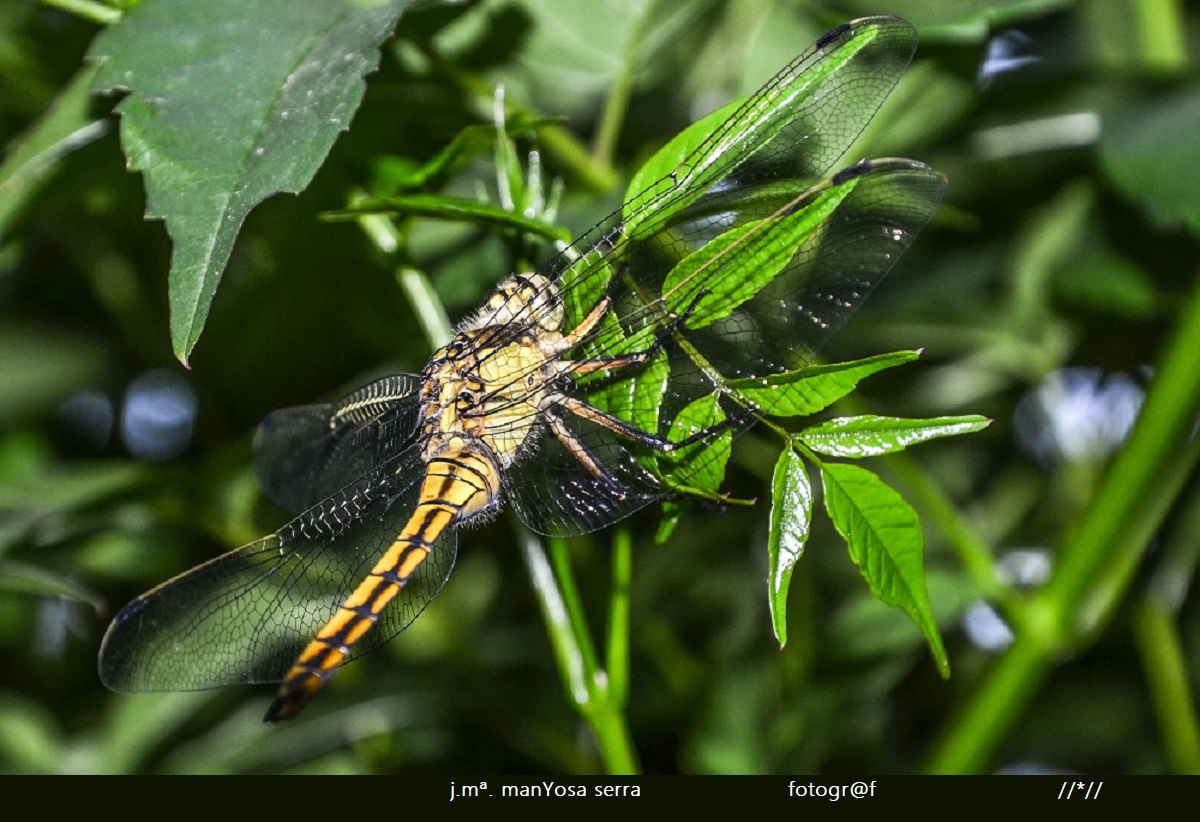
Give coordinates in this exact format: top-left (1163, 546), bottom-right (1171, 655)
top-left (801, 415), bottom-right (990, 458)
top-left (729, 351), bottom-right (918, 416)
top-left (89, 0), bottom-right (410, 365)
top-left (821, 461), bottom-right (948, 676)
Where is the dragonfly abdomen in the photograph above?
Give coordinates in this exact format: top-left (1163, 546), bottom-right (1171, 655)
top-left (263, 447), bottom-right (501, 721)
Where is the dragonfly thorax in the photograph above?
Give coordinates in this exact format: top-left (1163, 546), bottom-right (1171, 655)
top-left (419, 327), bottom-right (557, 470)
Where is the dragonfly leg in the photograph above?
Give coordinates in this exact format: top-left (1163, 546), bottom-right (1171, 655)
top-left (558, 295), bottom-right (611, 350)
top-left (546, 412), bottom-right (627, 491)
top-left (551, 392), bottom-right (753, 453)
top-left (566, 282), bottom-right (714, 378)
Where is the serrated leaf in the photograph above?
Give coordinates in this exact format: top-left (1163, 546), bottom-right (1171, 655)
top-left (801, 415), bottom-right (990, 458)
top-left (729, 351), bottom-right (919, 416)
top-left (767, 448), bottom-right (811, 647)
top-left (89, 0), bottom-right (410, 365)
top-left (821, 462), bottom-right (948, 677)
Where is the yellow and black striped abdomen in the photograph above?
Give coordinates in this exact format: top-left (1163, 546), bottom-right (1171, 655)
top-left (264, 448), bottom-right (501, 721)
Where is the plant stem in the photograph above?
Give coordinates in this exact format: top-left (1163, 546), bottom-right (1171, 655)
top-left (519, 529), bottom-right (639, 774)
top-left (926, 267), bottom-right (1200, 772)
top-left (40, 0), bottom-right (121, 26)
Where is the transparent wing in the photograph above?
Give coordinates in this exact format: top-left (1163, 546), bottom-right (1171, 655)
top-left (476, 17), bottom-right (946, 536)
top-left (99, 443), bottom-right (456, 692)
top-left (502, 408), bottom-right (666, 538)
top-left (618, 16), bottom-right (920, 240)
top-left (613, 158), bottom-right (949, 377)
top-left (254, 374), bottom-right (423, 514)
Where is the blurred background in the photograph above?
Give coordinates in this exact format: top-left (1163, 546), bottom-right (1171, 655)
top-left (1, 0), bottom-right (1198, 774)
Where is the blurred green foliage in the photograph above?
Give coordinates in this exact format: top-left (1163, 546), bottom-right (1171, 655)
top-left (1, 0), bottom-right (1199, 775)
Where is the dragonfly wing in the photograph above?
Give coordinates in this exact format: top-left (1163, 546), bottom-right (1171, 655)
top-left (99, 443), bottom-right (456, 692)
top-left (621, 16), bottom-right (919, 239)
top-left (641, 157), bottom-right (949, 377)
top-left (519, 162), bottom-right (944, 501)
top-left (502, 409), bottom-right (666, 537)
top-left (511, 17), bottom-right (924, 350)
top-left (488, 20), bottom-right (944, 520)
top-left (254, 374), bottom-right (423, 514)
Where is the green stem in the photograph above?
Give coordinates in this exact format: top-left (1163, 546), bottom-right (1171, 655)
top-left (413, 42), bottom-right (617, 193)
top-left (1135, 0), bottom-right (1186, 74)
top-left (353, 203), bottom-right (453, 350)
top-left (1132, 477), bottom-right (1200, 773)
top-left (926, 269), bottom-right (1200, 772)
top-left (39, 0), bottom-right (121, 25)
top-left (1132, 599), bottom-right (1200, 773)
top-left (547, 537), bottom-right (602, 678)
top-left (591, 0), bottom-right (651, 168)
top-left (605, 525), bottom-right (633, 708)
top-left (519, 529), bottom-right (638, 774)
top-left (395, 266), bottom-right (453, 350)
top-left (925, 637), bottom-right (1055, 774)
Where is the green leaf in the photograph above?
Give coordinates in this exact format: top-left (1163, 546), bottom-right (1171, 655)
top-left (767, 448), bottom-right (812, 647)
top-left (661, 393), bottom-right (728, 495)
top-left (371, 120), bottom-right (528, 194)
top-left (0, 64), bottom-right (108, 246)
top-left (801, 415), bottom-right (990, 458)
top-left (728, 351), bottom-right (919, 416)
top-left (821, 462), bottom-right (948, 677)
top-left (89, 0), bottom-right (410, 365)
top-left (1100, 89), bottom-right (1200, 234)
top-left (587, 345), bottom-right (668, 438)
top-left (558, 249), bottom-right (615, 334)
top-left (0, 560), bottom-right (106, 613)
top-left (661, 178), bottom-right (857, 329)
top-left (331, 194), bottom-right (571, 243)
top-left (623, 17), bottom-right (897, 236)
top-left (623, 93), bottom-right (741, 218)
top-left (828, 570), bottom-right (973, 665)
top-left (654, 500), bottom-right (685, 544)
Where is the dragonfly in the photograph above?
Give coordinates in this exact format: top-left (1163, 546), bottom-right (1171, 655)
top-left (98, 15), bottom-right (947, 721)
